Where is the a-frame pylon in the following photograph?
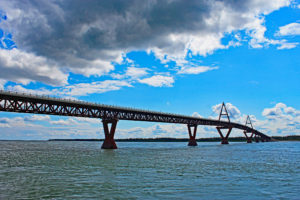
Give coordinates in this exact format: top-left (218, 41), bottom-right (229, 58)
top-left (243, 115), bottom-right (254, 143)
top-left (218, 102), bottom-right (230, 122)
top-left (245, 115), bottom-right (253, 128)
top-left (216, 102), bottom-right (231, 144)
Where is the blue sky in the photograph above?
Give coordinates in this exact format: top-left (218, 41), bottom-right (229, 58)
top-left (0, 0), bottom-right (299, 140)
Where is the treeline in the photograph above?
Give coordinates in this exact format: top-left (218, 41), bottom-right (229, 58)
top-left (271, 135), bottom-right (300, 141)
top-left (116, 137), bottom-right (251, 142)
top-left (49, 135), bottom-right (300, 142)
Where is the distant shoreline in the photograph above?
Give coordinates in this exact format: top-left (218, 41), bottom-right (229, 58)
top-left (1, 136), bottom-right (298, 142)
top-left (48, 136), bottom-right (300, 142)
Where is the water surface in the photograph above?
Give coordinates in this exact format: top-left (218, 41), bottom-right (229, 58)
top-left (0, 141), bottom-right (299, 199)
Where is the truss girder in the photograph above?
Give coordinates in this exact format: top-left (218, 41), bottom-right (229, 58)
top-left (0, 92), bottom-right (271, 140)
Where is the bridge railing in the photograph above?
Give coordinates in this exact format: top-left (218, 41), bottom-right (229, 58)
top-left (0, 89), bottom-right (272, 148)
top-left (0, 89), bottom-right (206, 120)
top-left (0, 89), bottom-right (267, 135)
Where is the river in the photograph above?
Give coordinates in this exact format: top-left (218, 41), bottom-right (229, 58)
top-left (0, 141), bottom-right (299, 199)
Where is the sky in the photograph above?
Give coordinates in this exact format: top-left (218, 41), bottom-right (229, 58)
top-left (0, 0), bottom-right (299, 140)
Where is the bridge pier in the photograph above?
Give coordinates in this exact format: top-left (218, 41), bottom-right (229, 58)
top-left (0, 91), bottom-right (272, 147)
top-left (255, 134), bottom-right (259, 143)
top-left (101, 118), bottom-right (118, 149)
top-left (243, 130), bottom-right (253, 143)
top-left (187, 124), bottom-right (198, 146)
top-left (216, 127), bottom-right (232, 144)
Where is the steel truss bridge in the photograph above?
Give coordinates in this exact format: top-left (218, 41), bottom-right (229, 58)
top-left (0, 90), bottom-right (272, 149)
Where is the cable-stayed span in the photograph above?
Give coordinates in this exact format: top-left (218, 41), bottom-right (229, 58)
top-left (0, 90), bottom-right (272, 149)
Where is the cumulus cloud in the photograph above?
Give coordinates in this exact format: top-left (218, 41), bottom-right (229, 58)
top-left (276, 22), bottom-right (300, 36)
top-left (210, 102), bottom-right (300, 136)
top-left (0, 49), bottom-right (68, 86)
top-left (0, 115), bottom-right (100, 139)
top-left (212, 103), bottom-right (241, 119)
top-left (258, 103), bottom-right (300, 135)
top-left (138, 75), bottom-right (174, 87)
top-left (262, 103), bottom-right (284, 117)
top-left (0, 113), bottom-right (192, 139)
top-left (1, 102), bottom-right (299, 139)
top-left (262, 103), bottom-right (300, 118)
top-left (0, 0), bottom-right (292, 86)
top-left (192, 112), bottom-right (203, 118)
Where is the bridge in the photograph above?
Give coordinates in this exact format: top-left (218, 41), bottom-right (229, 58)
top-left (0, 90), bottom-right (272, 149)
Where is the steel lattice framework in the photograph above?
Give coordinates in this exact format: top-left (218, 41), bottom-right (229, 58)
top-left (0, 90), bottom-right (271, 140)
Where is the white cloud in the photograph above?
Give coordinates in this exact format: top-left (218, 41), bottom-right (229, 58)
top-left (6, 80), bottom-right (132, 97)
top-left (70, 58), bottom-right (116, 77)
top-left (0, 115), bottom-right (101, 139)
top-left (247, 0), bottom-right (290, 15)
top-left (277, 41), bottom-right (299, 49)
top-left (177, 66), bottom-right (218, 74)
top-left (116, 124), bottom-right (187, 139)
top-left (212, 103), bottom-right (241, 119)
top-left (192, 112), bottom-right (203, 118)
top-left (24, 115), bottom-right (50, 122)
top-left (0, 116), bottom-right (35, 129)
top-left (262, 103), bottom-right (285, 118)
top-left (0, 123), bottom-right (10, 128)
top-left (277, 22), bottom-right (300, 36)
top-left (0, 117), bottom-right (10, 124)
top-left (1, 102), bottom-right (299, 139)
top-left (6, 85), bottom-right (56, 96)
top-left (75, 117), bottom-right (100, 124)
top-left (110, 73), bottom-right (125, 80)
top-left (210, 102), bottom-right (300, 136)
top-left (258, 103), bottom-right (300, 135)
top-left (60, 80), bottom-right (132, 96)
top-left (50, 119), bottom-right (78, 126)
top-left (125, 67), bottom-right (149, 78)
top-left (0, 0), bottom-right (292, 87)
top-left (245, 17), bottom-right (269, 48)
top-left (188, 34), bottom-right (225, 57)
top-left (284, 106), bottom-right (297, 115)
top-left (0, 49), bottom-right (68, 86)
top-left (138, 75), bottom-right (174, 87)
top-left (262, 103), bottom-right (300, 118)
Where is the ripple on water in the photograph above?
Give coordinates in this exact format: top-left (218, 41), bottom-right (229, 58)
top-left (0, 141), bottom-right (299, 199)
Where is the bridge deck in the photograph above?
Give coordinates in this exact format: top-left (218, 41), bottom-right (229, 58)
top-left (0, 90), bottom-right (271, 139)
